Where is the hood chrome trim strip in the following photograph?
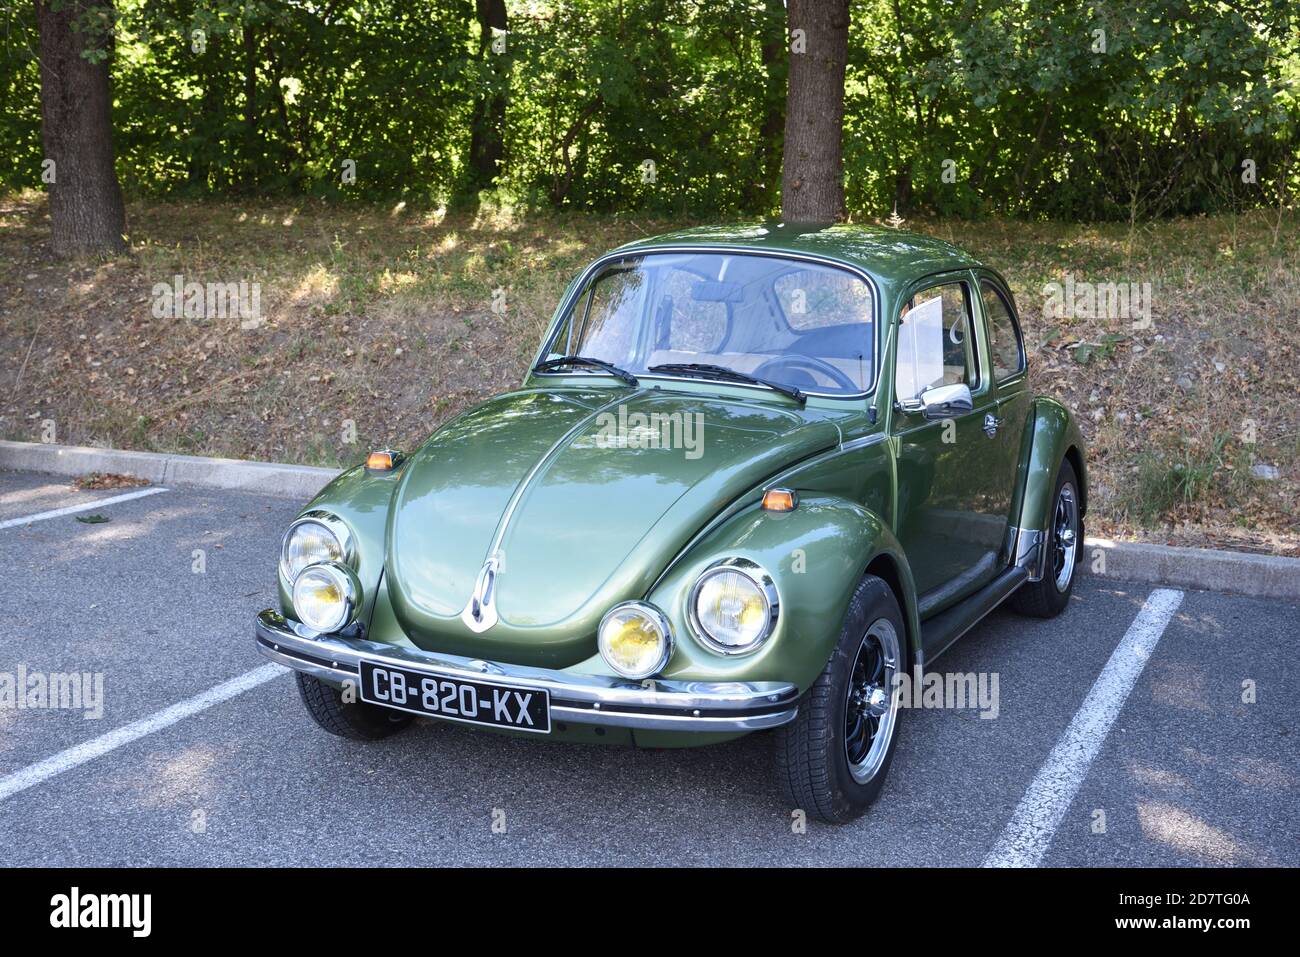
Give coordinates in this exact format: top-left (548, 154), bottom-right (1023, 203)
top-left (456, 388), bottom-right (647, 632)
top-left (460, 555), bottom-right (500, 633)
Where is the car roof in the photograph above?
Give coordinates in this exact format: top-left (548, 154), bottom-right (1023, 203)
top-left (615, 222), bottom-right (983, 288)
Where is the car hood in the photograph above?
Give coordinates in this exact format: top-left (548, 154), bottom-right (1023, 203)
top-left (384, 386), bottom-right (841, 666)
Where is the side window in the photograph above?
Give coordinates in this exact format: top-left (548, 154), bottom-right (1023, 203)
top-left (774, 267), bottom-right (873, 331)
top-left (980, 281), bottom-right (1025, 381)
top-left (895, 282), bottom-right (976, 403)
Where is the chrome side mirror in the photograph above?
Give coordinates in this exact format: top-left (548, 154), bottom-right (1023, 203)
top-left (918, 383), bottom-right (972, 420)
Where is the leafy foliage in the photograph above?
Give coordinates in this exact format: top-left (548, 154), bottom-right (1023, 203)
top-left (2, 0), bottom-right (1297, 218)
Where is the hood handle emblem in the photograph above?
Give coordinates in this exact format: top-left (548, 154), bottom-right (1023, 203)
top-left (460, 557), bottom-right (500, 633)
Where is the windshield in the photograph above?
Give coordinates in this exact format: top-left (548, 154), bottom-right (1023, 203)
top-left (541, 252), bottom-right (876, 397)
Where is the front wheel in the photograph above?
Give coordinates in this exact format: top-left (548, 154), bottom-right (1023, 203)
top-left (775, 576), bottom-right (906, 825)
top-left (295, 672), bottom-right (414, 740)
top-left (1010, 458), bottom-right (1081, 618)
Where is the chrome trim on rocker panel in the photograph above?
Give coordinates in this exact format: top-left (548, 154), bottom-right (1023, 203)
top-left (839, 433), bottom-right (888, 452)
top-left (1011, 528), bottom-right (1047, 582)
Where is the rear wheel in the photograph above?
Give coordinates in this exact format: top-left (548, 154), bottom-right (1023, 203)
top-left (295, 672), bottom-right (414, 740)
top-left (1011, 458), bottom-right (1080, 618)
top-left (775, 576), bottom-right (905, 824)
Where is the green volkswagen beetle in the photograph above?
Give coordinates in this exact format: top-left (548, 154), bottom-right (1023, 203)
top-left (255, 223), bottom-right (1085, 824)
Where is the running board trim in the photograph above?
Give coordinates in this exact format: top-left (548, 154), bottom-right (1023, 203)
top-left (917, 566), bottom-right (1028, 670)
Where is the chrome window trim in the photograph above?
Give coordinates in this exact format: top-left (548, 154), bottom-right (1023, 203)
top-left (532, 245), bottom-right (884, 400)
top-left (687, 557), bottom-right (780, 656)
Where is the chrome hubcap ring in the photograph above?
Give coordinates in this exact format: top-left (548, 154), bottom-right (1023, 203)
top-left (843, 618), bottom-right (901, 784)
top-left (1053, 483), bottom-right (1078, 593)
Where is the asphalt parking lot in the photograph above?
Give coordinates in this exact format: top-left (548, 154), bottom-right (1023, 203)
top-left (1, 467), bottom-right (1296, 867)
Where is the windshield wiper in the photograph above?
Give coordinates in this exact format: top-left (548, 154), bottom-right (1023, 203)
top-left (534, 355), bottom-right (639, 387)
top-left (647, 362), bottom-right (806, 406)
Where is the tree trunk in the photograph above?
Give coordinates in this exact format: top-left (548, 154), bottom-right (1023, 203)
top-left (465, 0), bottom-right (509, 194)
top-left (36, 0), bottom-right (127, 257)
top-left (781, 0), bottom-right (849, 224)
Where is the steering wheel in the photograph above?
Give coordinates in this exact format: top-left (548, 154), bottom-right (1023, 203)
top-left (752, 354), bottom-right (858, 393)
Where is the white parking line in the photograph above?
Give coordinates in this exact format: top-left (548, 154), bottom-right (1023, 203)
top-left (0, 486), bottom-right (169, 530)
top-left (982, 587), bottom-right (1185, 868)
top-left (0, 664), bottom-right (286, 802)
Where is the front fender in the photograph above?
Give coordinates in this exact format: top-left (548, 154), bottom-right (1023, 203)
top-left (277, 463), bottom-right (405, 625)
top-left (647, 494), bottom-right (920, 694)
top-left (1016, 397), bottom-right (1087, 535)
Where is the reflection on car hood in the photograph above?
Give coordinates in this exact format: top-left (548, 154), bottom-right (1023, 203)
top-left (384, 387), bottom-right (841, 666)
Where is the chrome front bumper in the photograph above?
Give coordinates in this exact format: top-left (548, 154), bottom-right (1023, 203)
top-left (254, 609), bottom-right (799, 733)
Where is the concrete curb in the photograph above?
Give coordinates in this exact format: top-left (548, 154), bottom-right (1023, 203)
top-left (1079, 537), bottom-right (1297, 601)
top-left (3, 440), bottom-right (1297, 601)
top-left (0, 440), bottom-right (340, 501)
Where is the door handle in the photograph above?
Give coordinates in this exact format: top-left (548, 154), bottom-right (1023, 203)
top-left (983, 413), bottom-right (1001, 437)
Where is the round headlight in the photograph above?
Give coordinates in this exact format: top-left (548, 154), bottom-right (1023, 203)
top-left (689, 559), bottom-right (778, 655)
top-left (598, 602), bottom-right (673, 680)
top-left (280, 515), bottom-right (349, 583)
top-left (292, 563), bottom-right (359, 634)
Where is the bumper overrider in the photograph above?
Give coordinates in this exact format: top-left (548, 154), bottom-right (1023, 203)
top-left (254, 609), bottom-right (800, 733)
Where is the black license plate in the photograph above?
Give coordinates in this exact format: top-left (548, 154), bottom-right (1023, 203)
top-left (357, 660), bottom-right (551, 734)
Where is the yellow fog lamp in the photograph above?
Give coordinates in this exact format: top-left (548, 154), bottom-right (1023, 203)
top-left (598, 602), bottom-right (673, 680)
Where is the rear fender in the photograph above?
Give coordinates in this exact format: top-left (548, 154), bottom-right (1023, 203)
top-left (1016, 397), bottom-right (1088, 535)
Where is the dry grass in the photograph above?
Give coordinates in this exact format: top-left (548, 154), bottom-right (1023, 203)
top-left (1, 193), bottom-right (1296, 553)
top-left (0, 193), bottom-right (669, 463)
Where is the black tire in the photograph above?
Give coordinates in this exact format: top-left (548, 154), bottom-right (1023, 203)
top-left (775, 575), bottom-right (907, 825)
top-left (295, 672), bottom-right (414, 740)
top-left (1010, 458), bottom-right (1081, 618)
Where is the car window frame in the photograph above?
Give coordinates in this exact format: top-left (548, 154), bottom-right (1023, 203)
top-left (892, 273), bottom-right (983, 409)
top-left (533, 246), bottom-right (884, 401)
top-left (976, 272), bottom-right (1027, 385)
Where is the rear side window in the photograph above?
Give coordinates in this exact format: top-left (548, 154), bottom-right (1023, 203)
top-left (895, 282), bottom-right (977, 402)
top-left (980, 281), bottom-right (1025, 381)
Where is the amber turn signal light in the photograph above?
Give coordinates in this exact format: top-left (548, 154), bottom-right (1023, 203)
top-left (366, 449), bottom-right (403, 471)
top-left (761, 488), bottom-right (798, 512)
